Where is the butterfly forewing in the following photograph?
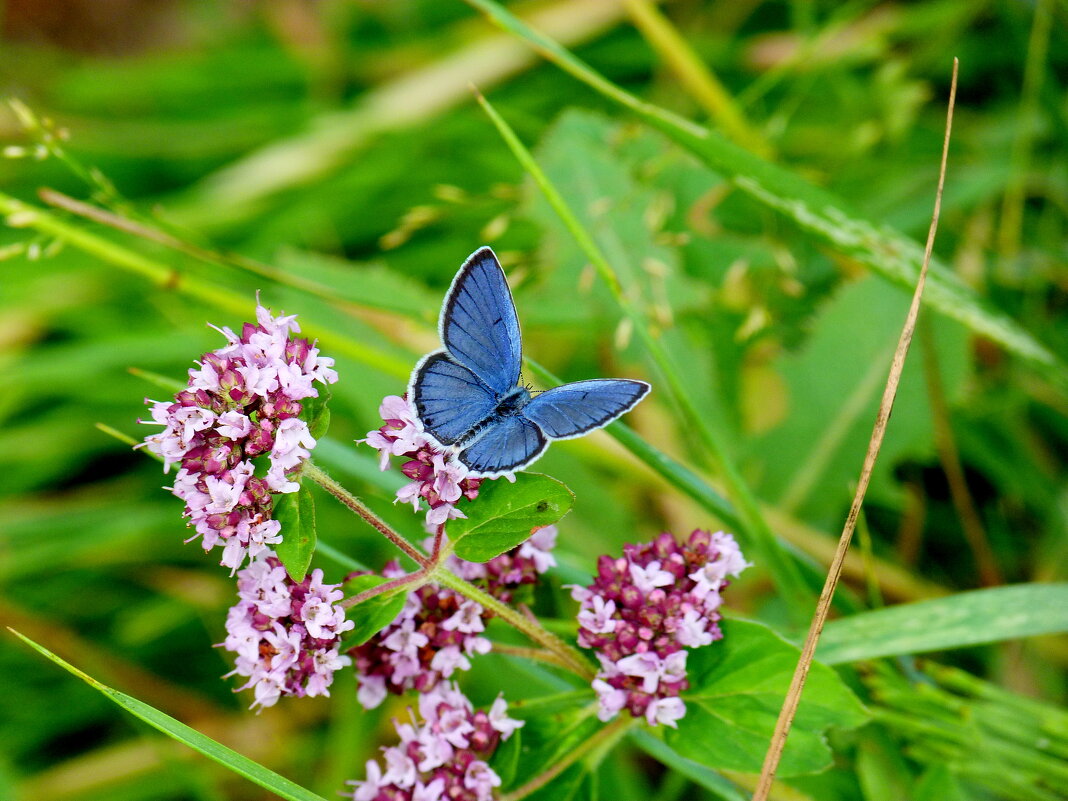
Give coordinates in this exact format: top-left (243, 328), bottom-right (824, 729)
top-left (441, 247), bottom-right (522, 396)
top-left (410, 351), bottom-right (498, 446)
top-left (459, 415), bottom-right (547, 476)
top-left (521, 379), bottom-right (651, 439)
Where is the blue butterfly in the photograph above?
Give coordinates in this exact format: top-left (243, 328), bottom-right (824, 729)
top-left (408, 246), bottom-right (651, 477)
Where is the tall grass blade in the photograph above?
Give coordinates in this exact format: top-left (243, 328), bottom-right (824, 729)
top-left (462, 0), bottom-right (1065, 386)
top-left (9, 629), bottom-right (332, 801)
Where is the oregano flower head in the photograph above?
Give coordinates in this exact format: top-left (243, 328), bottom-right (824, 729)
top-left (139, 303), bottom-right (337, 570)
top-left (363, 395), bottom-right (483, 528)
top-left (351, 526), bottom-right (557, 709)
top-left (223, 554), bottom-right (354, 709)
top-left (346, 681), bottom-right (522, 801)
top-left (572, 529), bottom-right (749, 727)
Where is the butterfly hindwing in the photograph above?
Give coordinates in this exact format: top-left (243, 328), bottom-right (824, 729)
top-left (440, 247), bottom-right (522, 396)
top-left (521, 379), bottom-right (651, 439)
top-left (409, 350), bottom-right (498, 447)
top-left (459, 415), bottom-right (548, 477)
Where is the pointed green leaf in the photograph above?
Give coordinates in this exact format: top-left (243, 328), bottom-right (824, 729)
top-left (666, 620), bottom-right (867, 776)
top-left (818, 583), bottom-right (1068, 665)
top-left (9, 629), bottom-right (331, 801)
top-left (301, 384), bottom-right (332, 441)
top-left (274, 485), bottom-right (317, 582)
top-left (450, 473), bottom-right (573, 562)
top-left (340, 574), bottom-right (408, 648)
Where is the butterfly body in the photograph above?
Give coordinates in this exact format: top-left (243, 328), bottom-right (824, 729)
top-left (409, 247), bottom-right (650, 477)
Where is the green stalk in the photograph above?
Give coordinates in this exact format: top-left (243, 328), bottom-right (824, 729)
top-left (304, 462), bottom-right (429, 567)
top-left (0, 192), bottom-right (409, 380)
top-left (499, 714), bottom-right (635, 801)
top-left (476, 93), bottom-right (812, 621)
top-left (432, 566), bottom-right (595, 680)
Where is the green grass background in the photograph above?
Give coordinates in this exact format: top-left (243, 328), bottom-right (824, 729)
top-left (1, 1), bottom-right (1066, 799)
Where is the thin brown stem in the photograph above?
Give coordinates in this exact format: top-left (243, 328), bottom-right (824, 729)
top-left (303, 462), bottom-right (429, 568)
top-left (430, 524), bottom-right (446, 560)
top-left (752, 58), bottom-right (959, 800)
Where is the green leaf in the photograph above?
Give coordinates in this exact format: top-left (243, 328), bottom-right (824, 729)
top-left (818, 583), bottom-right (1068, 665)
top-left (301, 384), bottom-right (332, 440)
top-left (9, 629), bottom-right (331, 801)
top-left (629, 730), bottom-right (748, 801)
top-left (913, 766), bottom-right (969, 801)
top-left (502, 702), bottom-right (600, 799)
top-left (341, 574), bottom-right (408, 648)
top-left (463, 0), bottom-right (1066, 386)
top-left (450, 473), bottom-right (573, 562)
top-left (490, 726), bottom-right (522, 789)
top-left (274, 486), bottom-right (317, 583)
top-left (666, 620), bottom-right (868, 777)
top-left (750, 276), bottom-right (969, 520)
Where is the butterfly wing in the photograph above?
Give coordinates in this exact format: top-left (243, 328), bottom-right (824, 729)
top-left (459, 415), bottom-right (548, 477)
top-left (409, 351), bottom-right (499, 447)
top-left (440, 246), bottom-right (522, 396)
top-left (521, 379), bottom-right (650, 439)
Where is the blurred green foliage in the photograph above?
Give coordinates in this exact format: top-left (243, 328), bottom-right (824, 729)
top-left (1, 0), bottom-right (1066, 799)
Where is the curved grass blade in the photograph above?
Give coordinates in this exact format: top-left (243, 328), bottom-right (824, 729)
top-left (8, 629), bottom-right (331, 801)
top-left (818, 583), bottom-right (1068, 665)
top-left (462, 0), bottom-right (1066, 387)
top-left (476, 92), bottom-right (813, 621)
top-left (0, 192), bottom-right (410, 380)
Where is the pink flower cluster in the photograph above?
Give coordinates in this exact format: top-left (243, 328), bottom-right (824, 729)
top-left (223, 555), bottom-right (354, 709)
top-left (571, 530), bottom-right (749, 727)
top-left (363, 395), bottom-right (483, 528)
top-left (140, 304), bottom-right (337, 570)
top-left (346, 681), bottom-right (522, 801)
top-left (351, 561), bottom-right (492, 709)
top-left (351, 527), bottom-right (558, 709)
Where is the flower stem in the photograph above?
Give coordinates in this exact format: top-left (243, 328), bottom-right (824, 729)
top-left (304, 461), bottom-right (429, 568)
top-left (499, 715), bottom-right (635, 801)
top-left (341, 569), bottom-right (428, 610)
top-left (432, 566), bottom-right (595, 680)
top-left (489, 643), bottom-right (574, 671)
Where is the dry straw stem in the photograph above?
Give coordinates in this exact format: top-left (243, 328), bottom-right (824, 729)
top-left (752, 58), bottom-right (959, 799)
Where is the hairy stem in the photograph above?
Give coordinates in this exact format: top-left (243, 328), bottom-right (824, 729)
top-left (304, 461), bottom-right (429, 567)
top-left (432, 566), bottom-right (595, 680)
top-left (341, 569), bottom-right (429, 610)
top-left (489, 643), bottom-right (574, 671)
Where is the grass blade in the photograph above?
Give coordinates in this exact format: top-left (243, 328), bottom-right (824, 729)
top-left (818, 583), bottom-right (1068, 665)
top-left (476, 90), bottom-right (813, 621)
top-left (8, 629), bottom-right (332, 801)
top-left (462, 0), bottom-right (1065, 387)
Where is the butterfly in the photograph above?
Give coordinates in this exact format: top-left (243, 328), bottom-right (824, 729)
top-left (408, 246), bottom-right (651, 478)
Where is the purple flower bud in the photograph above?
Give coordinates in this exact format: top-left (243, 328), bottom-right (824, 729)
top-left (222, 555), bottom-right (353, 710)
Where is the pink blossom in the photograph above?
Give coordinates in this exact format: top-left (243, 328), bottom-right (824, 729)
top-left (575, 530), bottom-right (748, 726)
top-left (222, 554), bottom-right (353, 709)
top-left (350, 528), bottom-right (558, 707)
top-left (140, 302), bottom-right (337, 571)
top-left (361, 395), bottom-right (483, 528)
top-left (345, 683), bottom-right (520, 801)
